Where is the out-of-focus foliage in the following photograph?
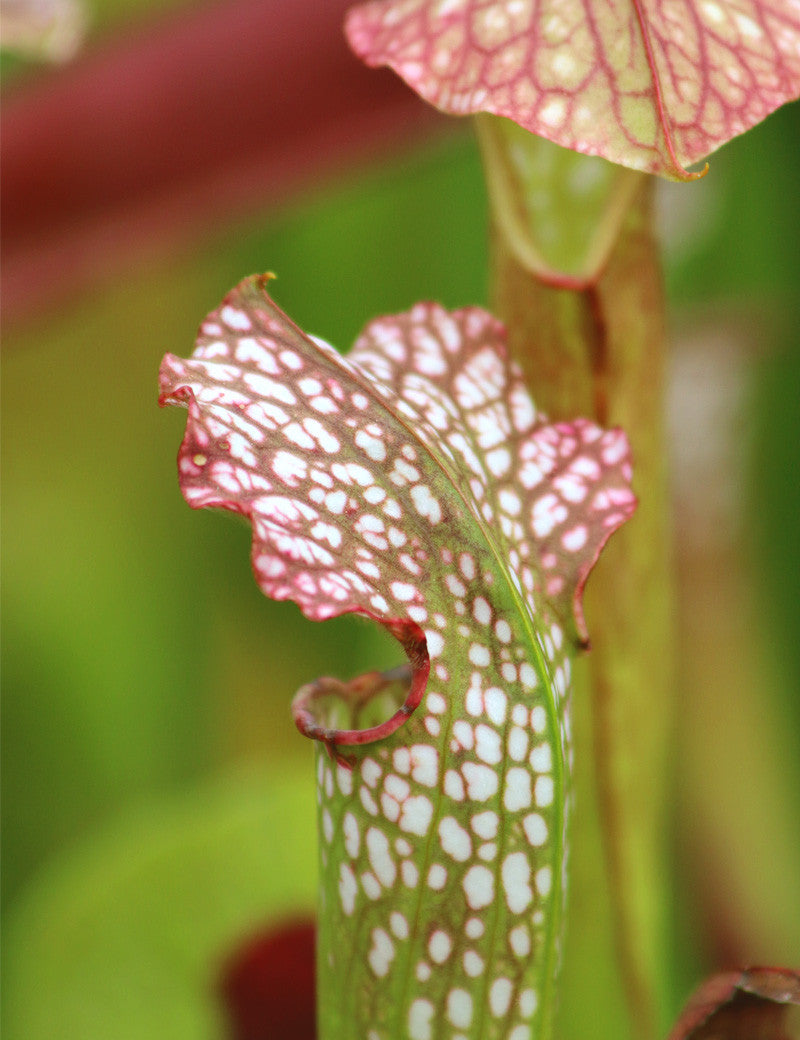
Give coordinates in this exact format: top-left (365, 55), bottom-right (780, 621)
top-left (1, 33), bottom-right (799, 1036)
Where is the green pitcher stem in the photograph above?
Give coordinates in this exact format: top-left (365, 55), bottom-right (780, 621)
top-left (480, 122), bottom-right (675, 1040)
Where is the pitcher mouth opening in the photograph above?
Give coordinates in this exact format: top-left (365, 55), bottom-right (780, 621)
top-left (291, 617), bottom-right (428, 761)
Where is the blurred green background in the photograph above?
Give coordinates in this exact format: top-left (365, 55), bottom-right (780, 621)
top-left (2, 2), bottom-right (799, 1036)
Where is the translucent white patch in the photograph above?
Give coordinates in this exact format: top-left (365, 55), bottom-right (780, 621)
top-left (471, 810), bottom-right (499, 840)
top-left (502, 851), bottom-right (533, 914)
top-left (427, 929), bottom-right (452, 964)
top-left (401, 859), bottom-right (419, 888)
top-left (523, 813), bottom-right (548, 847)
top-left (535, 775), bottom-right (554, 807)
top-left (444, 769), bottom-right (465, 801)
top-left (447, 988), bottom-right (473, 1030)
top-left (508, 726), bottom-right (529, 761)
top-left (474, 723), bottom-right (503, 765)
top-left (338, 862), bottom-right (357, 915)
top-left (408, 998), bottom-right (434, 1040)
top-left (463, 949), bottom-right (484, 977)
top-left (490, 977), bottom-right (514, 1018)
top-left (427, 863), bottom-right (448, 890)
top-left (390, 911), bottom-right (410, 940)
top-left (509, 924), bottom-right (531, 958)
top-left (462, 864), bottom-right (494, 909)
top-left (439, 817), bottom-right (473, 862)
top-left (343, 812), bottom-right (360, 859)
top-left (462, 762), bottom-right (499, 801)
top-left (484, 687), bottom-right (507, 725)
top-left (362, 757), bottom-right (382, 789)
top-left (399, 795), bottom-right (434, 836)
top-left (366, 827), bottom-right (396, 888)
top-left (368, 927), bottom-right (395, 978)
top-left (410, 744), bottom-right (439, 787)
top-left (504, 766), bottom-right (533, 812)
top-left (530, 742), bottom-right (553, 773)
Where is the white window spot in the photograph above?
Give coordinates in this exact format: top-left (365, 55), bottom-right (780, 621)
top-left (337, 763), bottom-right (353, 796)
top-left (425, 631), bottom-right (445, 658)
top-left (390, 581), bottom-right (417, 602)
top-left (562, 524), bottom-right (588, 551)
top-left (427, 691), bottom-right (446, 714)
top-left (494, 618), bottom-right (512, 643)
top-left (410, 745), bottom-right (439, 787)
top-left (462, 762), bottom-right (499, 801)
top-left (444, 769), bottom-right (465, 801)
top-left (408, 998), bottom-right (434, 1040)
top-left (540, 97), bottom-right (566, 127)
top-left (472, 596), bottom-right (491, 625)
top-left (447, 989), bottom-right (473, 1030)
top-left (343, 812), bottom-right (360, 858)
top-left (536, 866), bottom-right (553, 897)
top-left (427, 863), bottom-right (448, 890)
top-left (465, 917), bottom-right (484, 939)
top-left (471, 810), bottom-right (499, 840)
top-left (452, 719), bottom-right (474, 750)
top-left (393, 748), bottom-right (411, 775)
top-left (490, 977), bottom-right (514, 1018)
top-left (368, 927), bottom-right (395, 978)
top-left (484, 687), bottom-right (508, 726)
top-left (459, 553), bottom-right (476, 580)
top-left (508, 726), bottom-right (529, 761)
top-left (359, 787), bottom-right (378, 816)
top-left (520, 989), bottom-right (538, 1018)
top-left (445, 574), bottom-right (466, 597)
top-left (355, 429), bottom-right (387, 463)
top-left (462, 864), bottom-right (494, 909)
top-left (535, 775), bottom-right (555, 807)
top-left (401, 860), bottom-right (419, 888)
top-left (411, 484), bottom-right (442, 525)
top-left (502, 851), bottom-right (533, 914)
top-left (523, 813), bottom-right (549, 847)
top-left (439, 817), bottom-right (473, 862)
top-left (361, 871), bottom-right (381, 900)
top-left (221, 305), bottom-right (251, 330)
top-left (364, 485), bottom-right (386, 505)
top-left (485, 445), bottom-right (511, 477)
top-left (530, 742), bottom-right (553, 773)
top-left (366, 827), bottom-right (396, 888)
top-left (427, 929), bottom-right (452, 964)
top-left (390, 911), bottom-right (409, 940)
top-left (474, 723), bottom-right (503, 765)
top-left (463, 949), bottom-right (484, 977)
top-left (504, 766), bottom-right (533, 812)
top-left (384, 773), bottom-right (410, 802)
top-left (509, 924), bottom-right (531, 958)
top-left (468, 642), bottom-right (491, 668)
top-left (519, 662), bottom-right (537, 689)
top-left (338, 863), bottom-right (357, 915)
top-left (361, 758), bottom-right (382, 789)
top-left (531, 705), bottom-right (547, 733)
top-left (399, 795), bottom-right (434, 836)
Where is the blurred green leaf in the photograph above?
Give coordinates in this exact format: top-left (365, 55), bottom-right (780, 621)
top-left (2, 762), bottom-right (316, 1040)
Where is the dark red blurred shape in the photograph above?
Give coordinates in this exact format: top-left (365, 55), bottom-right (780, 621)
top-left (668, 966), bottom-right (800, 1040)
top-left (1, 0), bottom-right (445, 326)
top-left (219, 918), bottom-right (316, 1040)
